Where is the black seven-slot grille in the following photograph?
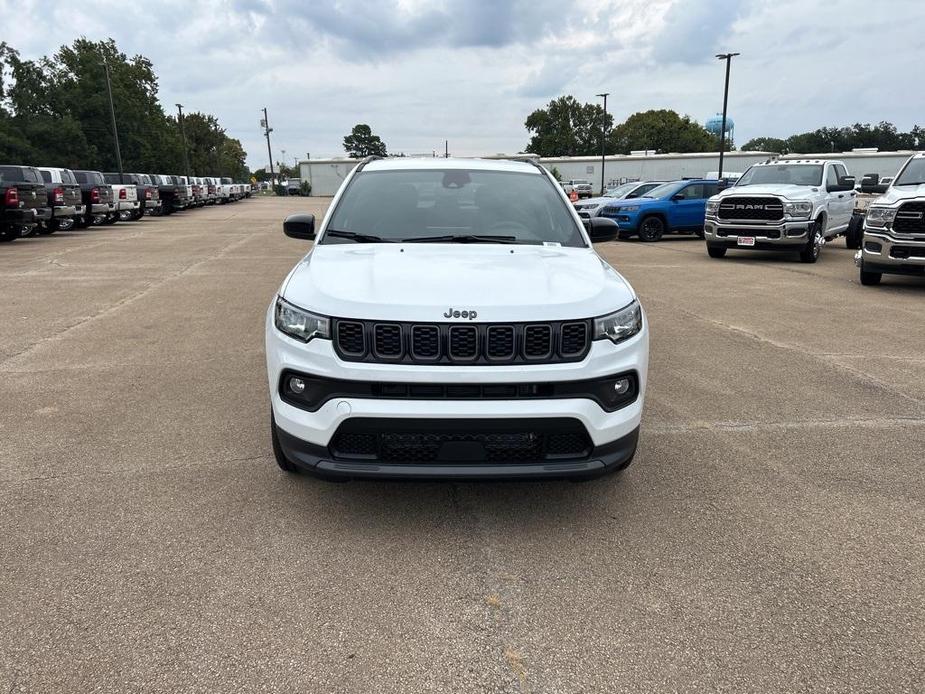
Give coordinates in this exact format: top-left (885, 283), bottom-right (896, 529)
top-left (334, 318), bottom-right (592, 365)
top-left (893, 201), bottom-right (925, 234)
top-left (717, 196), bottom-right (784, 221)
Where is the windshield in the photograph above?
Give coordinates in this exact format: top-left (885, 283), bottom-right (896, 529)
top-left (604, 182), bottom-right (638, 197)
top-left (325, 169), bottom-right (586, 247)
top-left (641, 181), bottom-right (684, 199)
top-left (737, 164), bottom-right (823, 187)
top-left (893, 157), bottom-right (925, 186)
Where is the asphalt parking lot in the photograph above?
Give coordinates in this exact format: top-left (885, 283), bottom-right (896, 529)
top-left (1, 197), bottom-right (922, 693)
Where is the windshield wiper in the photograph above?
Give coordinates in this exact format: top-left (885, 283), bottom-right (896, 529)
top-left (401, 234), bottom-right (519, 244)
top-left (325, 229), bottom-right (394, 243)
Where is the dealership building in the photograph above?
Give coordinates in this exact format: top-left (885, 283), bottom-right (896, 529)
top-left (297, 149), bottom-right (916, 196)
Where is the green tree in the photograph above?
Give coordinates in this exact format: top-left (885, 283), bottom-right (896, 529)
top-left (609, 109), bottom-right (714, 155)
top-left (524, 96), bottom-right (613, 157)
top-left (343, 124), bottom-right (387, 158)
top-left (741, 137), bottom-right (788, 153)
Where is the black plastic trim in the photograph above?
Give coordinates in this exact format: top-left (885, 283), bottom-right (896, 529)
top-left (278, 369), bottom-right (639, 413)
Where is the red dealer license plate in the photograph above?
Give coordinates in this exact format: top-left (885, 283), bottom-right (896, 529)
top-left (737, 236), bottom-right (756, 246)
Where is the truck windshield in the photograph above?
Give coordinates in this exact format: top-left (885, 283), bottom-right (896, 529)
top-left (0, 166), bottom-right (39, 183)
top-left (325, 169), bottom-right (586, 247)
top-left (641, 182), bottom-right (684, 199)
top-left (893, 158), bottom-right (925, 186)
top-left (737, 165), bottom-right (823, 186)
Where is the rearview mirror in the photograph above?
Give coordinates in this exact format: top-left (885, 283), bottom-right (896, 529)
top-left (283, 213), bottom-right (315, 240)
top-left (583, 216), bottom-right (619, 243)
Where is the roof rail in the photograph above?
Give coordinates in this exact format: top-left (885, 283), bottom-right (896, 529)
top-left (355, 155), bottom-right (383, 171)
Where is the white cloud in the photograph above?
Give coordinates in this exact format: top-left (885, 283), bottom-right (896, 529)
top-left (9, 0), bottom-right (925, 169)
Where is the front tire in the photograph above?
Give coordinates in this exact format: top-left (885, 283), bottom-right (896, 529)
top-left (638, 216), bottom-right (665, 242)
top-left (800, 222), bottom-right (823, 263)
top-left (845, 215), bottom-right (863, 249)
top-left (707, 245), bottom-right (727, 258)
top-left (271, 416), bottom-right (301, 474)
top-left (859, 266), bottom-right (882, 286)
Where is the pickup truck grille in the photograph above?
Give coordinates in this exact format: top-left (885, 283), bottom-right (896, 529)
top-left (717, 197), bottom-right (784, 221)
top-left (334, 319), bottom-right (591, 365)
top-left (892, 202), bottom-right (925, 234)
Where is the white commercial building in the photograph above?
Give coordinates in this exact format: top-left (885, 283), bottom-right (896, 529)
top-left (297, 149), bottom-right (918, 196)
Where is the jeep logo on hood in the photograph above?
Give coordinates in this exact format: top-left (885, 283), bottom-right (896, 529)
top-left (444, 307), bottom-right (477, 320)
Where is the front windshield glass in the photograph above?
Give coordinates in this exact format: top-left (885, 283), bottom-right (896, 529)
top-left (737, 164), bottom-right (823, 186)
top-left (641, 182), bottom-right (683, 199)
top-left (893, 158), bottom-right (925, 185)
top-left (324, 169), bottom-right (587, 247)
top-left (604, 182), bottom-right (637, 197)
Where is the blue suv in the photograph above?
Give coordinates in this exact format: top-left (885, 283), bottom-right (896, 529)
top-left (598, 179), bottom-right (720, 242)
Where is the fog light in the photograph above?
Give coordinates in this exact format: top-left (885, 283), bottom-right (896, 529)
top-left (288, 376), bottom-right (306, 394)
top-left (613, 378), bottom-right (631, 396)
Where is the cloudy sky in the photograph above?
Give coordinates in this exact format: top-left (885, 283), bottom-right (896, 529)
top-left (10, 0), bottom-right (925, 169)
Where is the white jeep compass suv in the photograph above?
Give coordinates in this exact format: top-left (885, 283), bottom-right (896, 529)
top-left (265, 157), bottom-right (649, 480)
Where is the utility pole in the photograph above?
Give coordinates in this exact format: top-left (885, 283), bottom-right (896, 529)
top-left (715, 52), bottom-right (739, 181)
top-left (102, 57), bottom-right (124, 183)
top-left (445, 140), bottom-right (449, 158)
top-left (176, 104), bottom-right (191, 178)
top-left (261, 107), bottom-right (275, 186)
top-left (596, 92), bottom-right (609, 195)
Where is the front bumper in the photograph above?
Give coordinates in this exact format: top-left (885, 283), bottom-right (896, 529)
top-left (266, 306), bottom-right (648, 478)
top-left (856, 228), bottom-right (925, 273)
top-left (704, 218), bottom-right (810, 248)
top-left (277, 421), bottom-right (639, 479)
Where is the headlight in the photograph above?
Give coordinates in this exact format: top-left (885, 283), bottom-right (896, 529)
top-left (593, 300), bottom-right (643, 344)
top-left (274, 297), bottom-right (330, 342)
top-left (783, 201), bottom-right (813, 218)
top-left (620, 205), bottom-right (639, 213)
top-left (705, 200), bottom-right (720, 217)
top-left (866, 206), bottom-right (897, 228)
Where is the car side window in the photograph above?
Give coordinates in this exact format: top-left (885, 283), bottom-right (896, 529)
top-left (834, 163), bottom-right (848, 182)
top-left (703, 183), bottom-right (719, 198)
top-left (40, 170), bottom-right (52, 183)
top-left (678, 184), bottom-right (703, 200)
top-left (826, 166), bottom-right (839, 189)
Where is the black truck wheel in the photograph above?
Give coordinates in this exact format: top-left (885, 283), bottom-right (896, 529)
top-left (845, 215), bottom-right (863, 249)
top-left (707, 245), bottom-right (727, 258)
top-left (639, 216), bottom-right (665, 242)
top-left (799, 222), bottom-right (823, 263)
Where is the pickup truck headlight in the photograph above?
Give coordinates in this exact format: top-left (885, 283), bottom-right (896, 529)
top-left (593, 300), bottom-right (642, 344)
top-left (274, 297), bottom-right (330, 342)
top-left (705, 200), bottom-right (720, 217)
top-left (784, 201), bottom-right (813, 218)
top-left (866, 206), bottom-right (897, 228)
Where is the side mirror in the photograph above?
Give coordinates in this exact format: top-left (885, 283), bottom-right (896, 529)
top-left (283, 213), bottom-right (315, 240)
top-left (671, 193), bottom-right (685, 201)
top-left (583, 216), bottom-right (619, 243)
top-left (838, 176), bottom-right (856, 191)
top-left (860, 174), bottom-right (880, 194)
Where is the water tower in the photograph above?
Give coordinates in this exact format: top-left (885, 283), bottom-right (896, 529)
top-left (705, 113), bottom-right (735, 147)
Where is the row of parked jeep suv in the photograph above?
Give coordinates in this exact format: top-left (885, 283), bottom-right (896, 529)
top-left (0, 165), bottom-right (251, 241)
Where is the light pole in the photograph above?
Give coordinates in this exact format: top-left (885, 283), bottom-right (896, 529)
top-left (715, 53), bottom-right (739, 181)
top-left (596, 92), bottom-right (609, 195)
top-left (102, 56), bottom-right (124, 183)
top-left (261, 107), bottom-right (275, 186)
top-left (176, 103), bottom-right (191, 178)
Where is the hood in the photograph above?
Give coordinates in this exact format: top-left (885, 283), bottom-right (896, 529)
top-left (575, 196), bottom-right (612, 208)
top-left (281, 244), bottom-right (635, 322)
top-left (719, 184), bottom-right (821, 200)
top-left (873, 184), bottom-right (925, 206)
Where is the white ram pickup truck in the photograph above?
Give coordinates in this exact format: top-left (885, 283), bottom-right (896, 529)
top-left (703, 159), bottom-right (856, 263)
top-left (855, 152), bottom-right (925, 285)
top-left (103, 173), bottom-right (141, 222)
